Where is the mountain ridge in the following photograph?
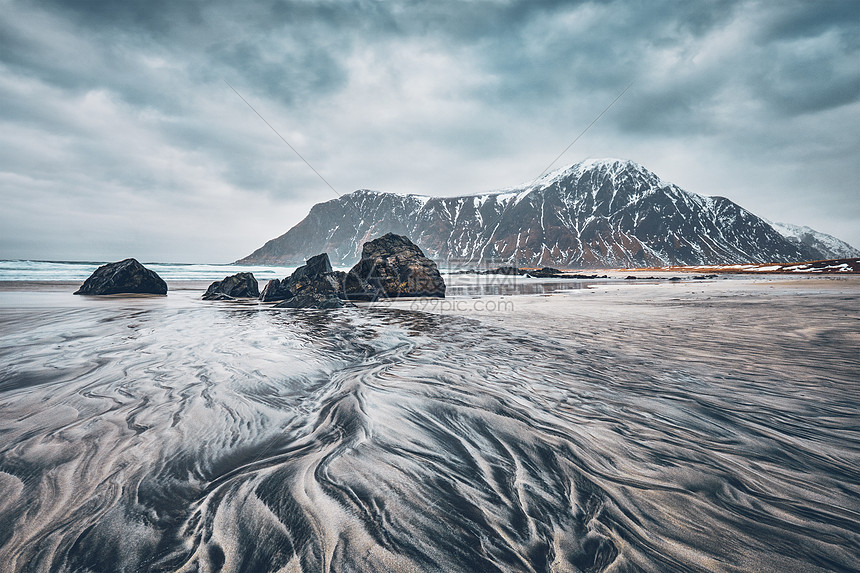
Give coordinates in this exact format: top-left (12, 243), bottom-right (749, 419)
top-left (765, 220), bottom-right (860, 260)
top-left (238, 159), bottom-right (855, 268)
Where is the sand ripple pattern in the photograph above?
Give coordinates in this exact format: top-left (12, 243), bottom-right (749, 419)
top-left (0, 291), bottom-right (858, 572)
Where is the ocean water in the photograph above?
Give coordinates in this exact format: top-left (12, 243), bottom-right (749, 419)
top-left (0, 259), bottom-right (601, 296)
top-left (0, 260), bottom-right (296, 282)
top-left (0, 282), bottom-right (858, 572)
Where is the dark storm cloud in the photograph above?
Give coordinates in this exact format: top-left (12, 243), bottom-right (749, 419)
top-left (758, 0), bottom-right (860, 42)
top-left (209, 39), bottom-right (348, 105)
top-left (20, 0), bottom-right (856, 123)
top-left (31, 0), bottom-right (208, 34)
top-left (1, 0), bottom-right (858, 261)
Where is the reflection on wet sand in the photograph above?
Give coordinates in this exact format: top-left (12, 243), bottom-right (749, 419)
top-left (0, 279), bottom-right (858, 572)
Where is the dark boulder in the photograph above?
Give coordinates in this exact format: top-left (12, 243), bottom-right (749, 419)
top-left (201, 293), bottom-right (233, 301)
top-left (341, 271), bottom-right (380, 302)
top-left (260, 278), bottom-right (293, 302)
top-left (203, 272), bottom-right (259, 300)
top-left (328, 270), bottom-right (347, 290)
top-left (292, 253), bottom-right (332, 280)
top-left (275, 291), bottom-right (343, 309)
top-left (289, 254), bottom-right (340, 295)
top-left (266, 253), bottom-right (346, 309)
top-left (74, 258), bottom-right (167, 295)
top-left (260, 254), bottom-right (338, 303)
top-left (345, 233), bottom-right (445, 299)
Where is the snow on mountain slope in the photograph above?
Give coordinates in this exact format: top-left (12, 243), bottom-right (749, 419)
top-left (766, 220), bottom-right (860, 260)
top-left (237, 159), bottom-right (845, 268)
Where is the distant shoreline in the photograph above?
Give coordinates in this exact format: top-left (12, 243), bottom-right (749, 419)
top-left (3, 273), bottom-right (858, 299)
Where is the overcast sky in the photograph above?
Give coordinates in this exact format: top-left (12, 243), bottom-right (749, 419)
top-left (1, 0), bottom-right (858, 262)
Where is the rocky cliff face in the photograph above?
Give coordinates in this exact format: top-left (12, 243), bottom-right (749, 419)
top-left (238, 159), bottom-right (853, 268)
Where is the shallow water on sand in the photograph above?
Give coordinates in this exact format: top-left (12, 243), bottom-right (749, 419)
top-left (0, 285), bottom-right (858, 572)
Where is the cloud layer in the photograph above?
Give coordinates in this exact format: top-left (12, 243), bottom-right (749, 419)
top-left (2, 0), bottom-right (858, 261)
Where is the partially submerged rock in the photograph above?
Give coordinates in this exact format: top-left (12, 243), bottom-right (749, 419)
top-left (74, 258), bottom-right (167, 295)
top-left (345, 233), bottom-right (445, 299)
top-left (262, 236), bottom-right (446, 308)
top-left (203, 272), bottom-right (259, 300)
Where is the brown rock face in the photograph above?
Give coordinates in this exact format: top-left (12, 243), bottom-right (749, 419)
top-left (345, 233), bottom-right (445, 299)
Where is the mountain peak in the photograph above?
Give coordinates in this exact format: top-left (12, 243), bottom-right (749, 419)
top-left (571, 157), bottom-right (645, 172)
top-left (236, 159), bottom-right (853, 268)
top-left (521, 157), bottom-right (666, 192)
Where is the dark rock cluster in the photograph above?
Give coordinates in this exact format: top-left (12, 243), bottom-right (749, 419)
top-left (75, 235), bottom-right (445, 310)
top-left (268, 253), bottom-right (344, 309)
top-left (260, 233), bottom-right (446, 309)
top-left (74, 258), bottom-right (167, 295)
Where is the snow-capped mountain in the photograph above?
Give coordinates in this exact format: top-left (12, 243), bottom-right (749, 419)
top-left (238, 159), bottom-right (854, 268)
top-left (765, 221), bottom-right (860, 261)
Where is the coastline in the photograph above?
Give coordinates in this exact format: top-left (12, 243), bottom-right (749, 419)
top-left (2, 271), bottom-right (857, 298)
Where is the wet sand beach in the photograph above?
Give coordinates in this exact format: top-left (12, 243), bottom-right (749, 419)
top-left (0, 275), bottom-right (858, 572)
